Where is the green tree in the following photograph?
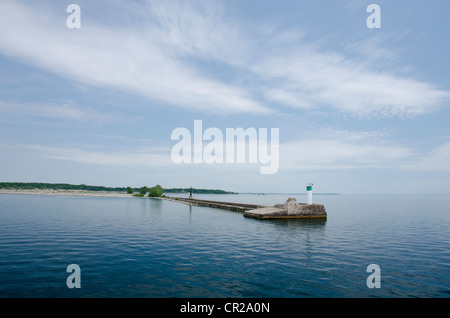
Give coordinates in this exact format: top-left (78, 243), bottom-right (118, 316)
top-left (126, 187), bottom-right (134, 194)
top-left (148, 185), bottom-right (163, 197)
top-left (140, 186), bottom-right (148, 195)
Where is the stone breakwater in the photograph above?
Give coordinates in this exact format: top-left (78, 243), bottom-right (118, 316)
top-left (164, 196), bottom-right (327, 220)
top-left (163, 196), bottom-right (266, 212)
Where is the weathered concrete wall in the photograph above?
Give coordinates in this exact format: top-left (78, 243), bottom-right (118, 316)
top-left (287, 203), bottom-right (327, 216)
top-left (250, 198), bottom-right (327, 219)
top-left (274, 197), bottom-right (326, 216)
top-left (243, 207), bottom-right (288, 219)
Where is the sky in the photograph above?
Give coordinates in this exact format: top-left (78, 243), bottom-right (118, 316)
top-left (0, 0), bottom-right (449, 194)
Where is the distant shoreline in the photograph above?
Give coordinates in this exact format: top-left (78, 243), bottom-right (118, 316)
top-left (0, 182), bottom-right (237, 195)
top-left (0, 189), bottom-right (132, 198)
top-left (0, 189), bottom-right (341, 197)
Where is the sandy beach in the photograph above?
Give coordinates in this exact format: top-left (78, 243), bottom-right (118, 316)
top-left (0, 189), bottom-right (133, 198)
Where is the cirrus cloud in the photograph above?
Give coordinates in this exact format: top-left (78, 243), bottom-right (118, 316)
top-left (0, 0), bottom-right (447, 118)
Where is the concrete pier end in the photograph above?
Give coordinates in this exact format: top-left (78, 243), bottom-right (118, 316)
top-left (244, 198), bottom-right (327, 219)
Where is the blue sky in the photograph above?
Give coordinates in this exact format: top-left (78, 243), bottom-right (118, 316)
top-left (0, 0), bottom-right (449, 194)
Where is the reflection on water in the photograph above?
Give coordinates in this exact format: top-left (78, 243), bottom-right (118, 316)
top-left (264, 218), bottom-right (327, 243)
top-left (148, 198), bottom-right (163, 210)
top-left (267, 218), bottom-right (327, 229)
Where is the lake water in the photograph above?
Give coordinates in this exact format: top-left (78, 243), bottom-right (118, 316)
top-left (0, 193), bottom-right (449, 298)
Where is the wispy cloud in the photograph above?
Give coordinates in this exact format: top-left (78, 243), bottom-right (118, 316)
top-left (0, 0), bottom-right (271, 116)
top-left (254, 47), bottom-right (449, 117)
top-left (401, 142), bottom-right (450, 171)
top-left (7, 130), bottom-right (450, 174)
top-left (19, 144), bottom-right (172, 167)
top-left (5, 127), bottom-right (407, 172)
top-left (280, 129), bottom-right (413, 170)
top-left (0, 0), bottom-right (447, 118)
top-left (0, 100), bottom-right (133, 123)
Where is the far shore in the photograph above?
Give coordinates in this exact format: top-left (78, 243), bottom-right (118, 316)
top-left (0, 188), bottom-right (132, 198)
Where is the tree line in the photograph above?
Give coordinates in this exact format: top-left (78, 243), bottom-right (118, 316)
top-left (0, 182), bottom-right (236, 196)
top-left (0, 182), bottom-right (128, 192)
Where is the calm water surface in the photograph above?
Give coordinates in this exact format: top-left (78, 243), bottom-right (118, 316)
top-left (0, 193), bottom-right (449, 297)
